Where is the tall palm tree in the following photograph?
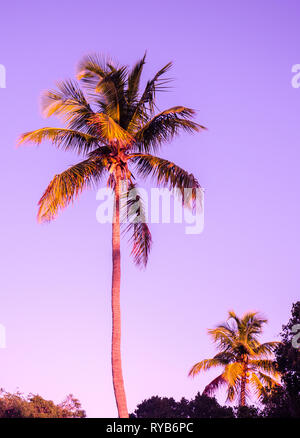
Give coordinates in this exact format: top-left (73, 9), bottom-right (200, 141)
top-left (19, 54), bottom-right (205, 418)
top-left (189, 311), bottom-right (281, 407)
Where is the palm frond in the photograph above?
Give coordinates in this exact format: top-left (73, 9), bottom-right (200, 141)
top-left (89, 113), bottom-right (133, 146)
top-left (133, 106), bottom-right (205, 153)
top-left (228, 310), bottom-right (242, 330)
top-left (95, 67), bottom-right (128, 122)
top-left (225, 384), bottom-right (238, 403)
top-left (242, 312), bottom-right (267, 338)
top-left (37, 158), bottom-right (105, 222)
top-left (208, 326), bottom-right (236, 351)
top-left (203, 373), bottom-right (226, 396)
top-left (250, 359), bottom-right (280, 377)
top-left (253, 341), bottom-right (280, 357)
top-left (126, 53), bottom-right (146, 104)
top-left (226, 311), bottom-right (269, 356)
top-left (213, 351), bottom-right (236, 365)
top-left (41, 80), bottom-right (96, 134)
top-left (223, 362), bottom-right (243, 387)
top-left (257, 372), bottom-right (281, 389)
top-left (139, 61), bottom-right (173, 113)
top-left (129, 221), bottom-right (152, 267)
top-left (121, 184), bottom-right (152, 267)
top-left (249, 372), bottom-right (266, 401)
top-left (188, 358), bottom-right (223, 377)
top-left (77, 54), bottom-right (127, 122)
top-left (127, 61), bottom-right (173, 132)
top-left (130, 153), bottom-right (201, 207)
top-left (77, 54), bottom-right (113, 88)
top-left (18, 128), bottom-right (99, 155)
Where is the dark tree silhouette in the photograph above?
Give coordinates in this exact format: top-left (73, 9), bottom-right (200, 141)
top-left (130, 393), bottom-right (234, 418)
top-left (262, 302), bottom-right (300, 417)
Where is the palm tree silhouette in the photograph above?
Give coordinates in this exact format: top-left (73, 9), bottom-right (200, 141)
top-left (189, 311), bottom-right (280, 406)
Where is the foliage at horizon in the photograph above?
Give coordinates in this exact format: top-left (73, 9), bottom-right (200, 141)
top-left (0, 390), bottom-right (86, 418)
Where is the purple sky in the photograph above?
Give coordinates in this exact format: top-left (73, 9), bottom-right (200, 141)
top-left (0, 0), bottom-right (300, 417)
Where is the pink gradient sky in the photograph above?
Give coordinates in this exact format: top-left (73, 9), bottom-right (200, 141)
top-left (0, 0), bottom-right (300, 417)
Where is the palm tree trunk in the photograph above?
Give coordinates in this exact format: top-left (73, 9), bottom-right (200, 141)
top-left (111, 170), bottom-right (128, 418)
top-left (240, 362), bottom-right (247, 407)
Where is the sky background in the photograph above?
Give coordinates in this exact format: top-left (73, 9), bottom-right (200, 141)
top-left (0, 0), bottom-right (300, 417)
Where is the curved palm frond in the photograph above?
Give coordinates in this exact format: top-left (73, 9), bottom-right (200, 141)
top-left (130, 154), bottom-right (200, 202)
top-left (41, 79), bottom-right (96, 134)
top-left (133, 106), bottom-right (205, 153)
top-left (233, 340), bottom-right (259, 358)
top-left (37, 158), bottom-right (105, 222)
top-left (228, 311), bottom-right (265, 340)
top-left (228, 310), bottom-right (242, 329)
top-left (203, 373), bottom-right (226, 396)
top-left (253, 341), bottom-right (280, 357)
top-left (18, 127), bottom-right (99, 155)
top-left (127, 61), bottom-right (173, 133)
top-left (139, 61), bottom-right (173, 112)
top-left (188, 358), bottom-right (223, 377)
top-left (241, 311), bottom-right (266, 325)
top-left (213, 351), bottom-right (236, 364)
top-left (95, 67), bottom-right (128, 122)
top-left (129, 221), bottom-right (152, 267)
top-left (243, 312), bottom-right (267, 338)
top-left (208, 326), bottom-right (236, 352)
top-left (223, 362), bottom-right (243, 387)
top-left (126, 53), bottom-right (146, 104)
top-left (121, 183), bottom-right (152, 267)
top-left (77, 55), bottom-right (127, 122)
top-left (89, 113), bottom-right (134, 146)
top-left (227, 311), bottom-right (268, 355)
top-left (225, 384), bottom-right (238, 403)
top-left (249, 359), bottom-right (279, 376)
top-left (257, 371), bottom-right (281, 390)
top-left (249, 372), bottom-right (266, 401)
top-left (77, 54), bottom-right (113, 88)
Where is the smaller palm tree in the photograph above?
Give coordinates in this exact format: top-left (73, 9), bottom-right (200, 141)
top-left (189, 311), bottom-right (281, 406)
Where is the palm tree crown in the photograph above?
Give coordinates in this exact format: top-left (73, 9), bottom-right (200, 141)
top-left (19, 53), bottom-right (204, 265)
top-left (189, 311), bottom-right (281, 406)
